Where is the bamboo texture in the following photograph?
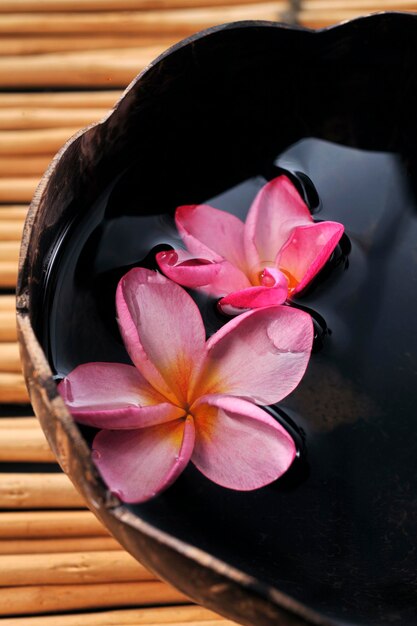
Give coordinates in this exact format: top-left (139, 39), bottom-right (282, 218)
top-left (0, 312), bottom-right (17, 341)
top-left (0, 510), bottom-right (109, 538)
top-left (0, 605), bottom-right (221, 625)
top-left (0, 89), bottom-right (122, 109)
top-left (1, 618), bottom-right (226, 626)
top-left (0, 220), bottom-right (23, 239)
top-left (0, 47), bottom-right (170, 88)
top-left (303, 0), bottom-right (417, 9)
top-left (0, 35), bottom-right (178, 56)
top-left (0, 550), bottom-right (157, 586)
top-left (297, 7), bottom-right (417, 27)
top-left (0, 536), bottom-right (121, 554)
top-left (0, 473), bottom-right (85, 509)
top-left (299, 9), bottom-right (368, 26)
top-left (0, 242), bottom-right (20, 261)
top-left (0, 417), bottom-right (39, 428)
top-left (0, 372), bottom-right (28, 402)
top-left (0, 427), bottom-right (54, 461)
top-left (0, 179), bottom-right (39, 202)
top-left (0, 91), bottom-right (121, 108)
top-left (0, 108), bottom-right (107, 130)
top-left (0, 581), bottom-right (188, 615)
top-left (0, 0), bottom-right (286, 10)
top-left (0, 206), bottom-right (28, 220)
top-left (0, 157), bottom-right (50, 176)
top-left (0, 342), bottom-right (20, 371)
top-left (0, 127), bottom-right (81, 155)
top-left (0, 262), bottom-right (18, 287)
top-left (0, 4), bottom-right (282, 35)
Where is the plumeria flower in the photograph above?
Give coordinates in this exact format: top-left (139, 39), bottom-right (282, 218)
top-left (156, 175), bottom-right (344, 314)
top-left (58, 268), bottom-right (313, 503)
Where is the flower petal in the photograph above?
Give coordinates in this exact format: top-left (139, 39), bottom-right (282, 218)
top-left (92, 416), bottom-right (195, 503)
top-left (218, 268), bottom-right (288, 315)
top-left (191, 395), bottom-right (296, 490)
top-left (199, 306), bottom-right (313, 405)
top-left (156, 249), bottom-right (222, 288)
top-left (176, 204), bottom-right (247, 269)
top-left (58, 362), bottom-right (184, 429)
top-left (244, 175), bottom-right (313, 271)
top-left (116, 268), bottom-right (206, 405)
top-left (277, 221), bottom-right (344, 295)
top-left (156, 248), bottom-right (251, 297)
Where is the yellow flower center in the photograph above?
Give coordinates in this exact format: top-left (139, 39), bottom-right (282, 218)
top-left (250, 262), bottom-right (298, 294)
top-left (279, 268), bottom-right (298, 294)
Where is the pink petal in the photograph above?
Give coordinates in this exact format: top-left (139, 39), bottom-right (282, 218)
top-left (191, 395), bottom-right (296, 490)
top-left (58, 362), bottom-right (184, 429)
top-left (92, 416), bottom-right (195, 503)
top-left (277, 221), bottom-right (344, 295)
top-left (199, 306), bottom-right (313, 405)
top-left (116, 268), bottom-right (206, 405)
top-left (156, 249), bottom-right (222, 288)
top-left (218, 268), bottom-right (288, 315)
top-left (156, 249), bottom-right (251, 297)
top-left (176, 204), bottom-right (247, 270)
top-left (244, 175), bottom-right (313, 271)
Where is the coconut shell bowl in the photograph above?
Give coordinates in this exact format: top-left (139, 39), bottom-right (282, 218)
top-left (17, 12), bottom-right (417, 626)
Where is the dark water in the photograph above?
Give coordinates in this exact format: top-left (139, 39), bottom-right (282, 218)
top-left (43, 138), bottom-right (417, 626)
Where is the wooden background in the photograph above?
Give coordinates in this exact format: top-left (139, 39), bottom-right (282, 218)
top-left (0, 0), bottom-right (416, 622)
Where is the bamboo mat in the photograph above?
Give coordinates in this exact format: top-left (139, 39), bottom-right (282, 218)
top-left (0, 0), bottom-right (416, 622)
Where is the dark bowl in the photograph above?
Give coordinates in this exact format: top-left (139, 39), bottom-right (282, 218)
top-left (17, 13), bottom-right (417, 626)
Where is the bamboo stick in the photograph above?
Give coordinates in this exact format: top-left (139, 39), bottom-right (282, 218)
top-left (0, 261), bottom-right (18, 287)
top-left (0, 47), bottom-right (165, 88)
top-left (0, 156), bottom-right (50, 176)
top-left (0, 311), bottom-right (17, 341)
top-left (0, 619), bottom-right (227, 626)
top-left (0, 179), bottom-right (39, 203)
top-left (299, 10), bottom-right (376, 27)
top-left (0, 5), bottom-right (281, 36)
top-left (0, 510), bottom-right (108, 538)
top-left (0, 428), bottom-right (54, 461)
top-left (0, 536), bottom-right (121, 554)
top-left (0, 206), bottom-right (28, 220)
top-left (0, 92), bottom-right (121, 109)
top-left (0, 128), bottom-right (80, 155)
top-left (0, 262), bottom-right (18, 288)
top-left (0, 241), bottom-right (20, 262)
top-left (0, 295), bottom-right (16, 308)
top-left (303, 0), bottom-right (417, 9)
top-left (0, 473), bottom-right (85, 509)
top-left (0, 0), bottom-right (286, 10)
top-left (0, 220), bottom-right (23, 238)
top-left (0, 417), bottom-right (38, 428)
top-left (0, 581), bottom-right (187, 616)
top-left (0, 308), bottom-right (17, 322)
top-left (0, 372), bottom-right (28, 402)
top-left (0, 605), bottom-right (222, 626)
top-left (0, 550), bottom-right (156, 586)
top-left (0, 294), bottom-right (16, 316)
top-left (0, 341), bottom-right (21, 371)
top-left (152, 620), bottom-right (229, 626)
top-left (0, 35), bottom-right (177, 56)
top-left (0, 108), bottom-right (107, 130)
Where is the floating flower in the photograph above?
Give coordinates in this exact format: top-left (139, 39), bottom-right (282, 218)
top-left (156, 175), bottom-right (344, 314)
top-left (58, 268), bottom-right (313, 503)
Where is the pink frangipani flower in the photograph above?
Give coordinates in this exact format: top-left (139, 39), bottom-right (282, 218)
top-left (58, 268), bottom-right (313, 503)
top-left (156, 175), bottom-right (344, 314)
